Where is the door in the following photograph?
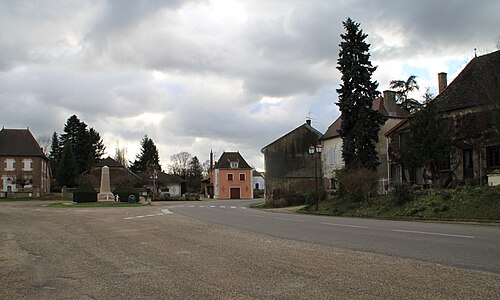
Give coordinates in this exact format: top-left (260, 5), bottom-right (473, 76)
top-left (463, 149), bottom-right (473, 180)
top-left (230, 187), bottom-right (241, 199)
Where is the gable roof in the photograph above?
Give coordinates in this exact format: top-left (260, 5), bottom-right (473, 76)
top-left (214, 152), bottom-right (252, 169)
top-left (94, 156), bottom-right (126, 168)
top-left (0, 128), bottom-right (46, 157)
top-left (434, 50), bottom-right (500, 112)
top-left (320, 93), bottom-right (409, 141)
top-left (261, 121), bottom-right (323, 152)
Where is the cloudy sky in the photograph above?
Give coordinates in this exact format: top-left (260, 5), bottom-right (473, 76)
top-left (1, 0), bottom-right (499, 171)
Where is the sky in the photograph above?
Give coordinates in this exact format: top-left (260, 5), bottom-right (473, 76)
top-left (1, 0), bottom-right (499, 171)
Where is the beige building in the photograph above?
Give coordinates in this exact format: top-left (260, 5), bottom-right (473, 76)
top-left (320, 91), bottom-right (409, 192)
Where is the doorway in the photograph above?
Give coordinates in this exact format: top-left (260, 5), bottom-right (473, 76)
top-left (230, 187), bottom-right (241, 199)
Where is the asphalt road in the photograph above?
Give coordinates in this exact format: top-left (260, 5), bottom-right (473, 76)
top-left (1, 200), bottom-right (499, 299)
top-left (170, 199), bottom-right (500, 274)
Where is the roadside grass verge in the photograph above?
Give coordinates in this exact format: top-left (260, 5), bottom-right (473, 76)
top-left (302, 185), bottom-right (500, 222)
top-left (47, 202), bottom-right (149, 208)
top-left (0, 198), bottom-right (47, 202)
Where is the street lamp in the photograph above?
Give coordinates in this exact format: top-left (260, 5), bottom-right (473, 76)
top-left (309, 144), bottom-right (323, 211)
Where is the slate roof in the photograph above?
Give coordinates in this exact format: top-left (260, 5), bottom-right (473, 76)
top-left (0, 128), bottom-right (46, 157)
top-left (94, 156), bottom-right (126, 168)
top-left (261, 122), bottom-right (323, 152)
top-left (434, 50), bottom-right (500, 113)
top-left (214, 152), bottom-right (252, 169)
top-left (137, 171), bottom-right (186, 184)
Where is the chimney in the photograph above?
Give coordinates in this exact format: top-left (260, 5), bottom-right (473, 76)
top-left (210, 150), bottom-right (213, 170)
top-left (306, 119), bottom-right (311, 126)
top-left (383, 90), bottom-right (398, 115)
top-left (438, 72), bottom-right (447, 94)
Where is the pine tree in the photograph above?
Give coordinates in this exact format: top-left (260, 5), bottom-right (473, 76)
top-left (130, 135), bottom-right (162, 173)
top-left (57, 141), bottom-right (78, 187)
top-left (88, 127), bottom-right (106, 165)
top-left (336, 18), bottom-right (386, 170)
top-left (187, 156), bottom-right (203, 192)
top-left (48, 132), bottom-right (61, 176)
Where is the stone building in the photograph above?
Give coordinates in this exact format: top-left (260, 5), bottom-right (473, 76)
top-left (261, 120), bottom-right (323, 204)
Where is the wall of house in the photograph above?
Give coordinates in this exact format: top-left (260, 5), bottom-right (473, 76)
top-left (0, 156), bottom-right (50, 195)
top-left (321, 136), bottom-right (344, 189)
top-left (252, 175), bottom-right (265, 190)
top-left (165, 183), bottom-right (182, 197)
top-left (262, 126), bottom-right (321, 203)
top-left (215, 169), bottom-right (252, 199)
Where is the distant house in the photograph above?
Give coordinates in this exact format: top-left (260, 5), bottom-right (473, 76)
top-left (84, 157), bottom-right (142, 191)
top-left (252, 170), bottom-right (265, 191)
top-left (138, 171), bottom-right (185, 198)
top-left (320, 91), bottom-right (409, 192)
top-left (210, 151), bottom-right (253, 199)
top-left (386, 50), bottom-right (500, 186)
top-left (0, 128), bottom-right (51, 197)
top-left (261, 120), bottom-right (323, 204)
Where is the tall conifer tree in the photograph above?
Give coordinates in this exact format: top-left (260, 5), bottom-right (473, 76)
top-left (130, 135), bottom-right (162, 173)
top-left (336, 18), bottom-right (386, 170)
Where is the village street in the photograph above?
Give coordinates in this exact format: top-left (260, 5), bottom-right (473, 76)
top-left (1, 200), bottom-right (499, 299)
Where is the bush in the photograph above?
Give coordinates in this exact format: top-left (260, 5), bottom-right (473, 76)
top-left (337, 168), bottom-right (378, 204)
top-left (391, 183), bottom-right (414, 206)
top-left (113, 184), bottom-right (139, 203)
top-left (73, 184), bottom-right (97, 203)
top-left (268, 188), bottom-right (306, 207)
top-left (184, 193), bottom-right (200, 201)
top-left (306, 189), bottom-right (328, 206)
top-left (253, 189), bottom-right (264, 199)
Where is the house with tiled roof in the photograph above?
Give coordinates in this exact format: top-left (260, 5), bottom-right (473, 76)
top-left (83, 157), bottom-right (142, 191)
top-left (210, 151), bottom-right (253, 199)
top-left (386, 50), bottom-right (500, 187)
top-left (320, 91), bottom-right (409, 192)
top-left (261, 120), bottom-right (323, 205)
top-left (0, 128), bottom-right (51, 197)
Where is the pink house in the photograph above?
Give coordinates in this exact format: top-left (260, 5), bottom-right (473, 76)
top-left (210, 152), bottom-right (253, 199)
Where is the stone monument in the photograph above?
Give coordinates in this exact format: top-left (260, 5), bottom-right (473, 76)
top-left (98, 166), bottom-right (114, 201)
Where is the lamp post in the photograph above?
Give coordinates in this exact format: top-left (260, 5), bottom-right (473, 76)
top-left (308, 144), bottom-right (323, 211)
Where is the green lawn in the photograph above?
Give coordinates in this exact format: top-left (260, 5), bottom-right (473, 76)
top-left (302, 185), bottom-right (500, 222)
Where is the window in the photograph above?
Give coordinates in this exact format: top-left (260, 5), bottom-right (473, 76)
top-left (22, 159), bottom-right (33, 171)
top-left (486, 145), bottom-right (500, 168)
top-left (227, 173), bottom-right (233, 181)
top-left (4, 159), bottom-right (15, 171)
top-left (239, 173), bottom-right (245, 181)
top-left (230, 161), bottom-right (239, 168)
top-left (438, 152), bottom-right (451, 171)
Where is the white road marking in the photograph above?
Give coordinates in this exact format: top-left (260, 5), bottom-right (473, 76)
top-left (275, 217), bottom-right (304, 222)
top-left (199, 205), bottom-right (205, 207)
top-left (220, 206), bottom-right (226, 208)
top-left (241, 207), bottom-right (248, 209)
top-left (124, 217), bottom-right (134, 220)
top-left (392, 229), bottom-right (475, 239)
top-left (189, 205), bottom-right (195, 207)
top-left (209, 205), bottom-right (216, 208)
top-left (161, 208), bottom-right (173, 214)
top-left (322, 222), bottom-right (369, 229)
top-left (230, 206), bottom-right (237, 208)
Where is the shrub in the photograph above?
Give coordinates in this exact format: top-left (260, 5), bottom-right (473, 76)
top-left (253, 189), bottom-right (264, 199)
top-left (305, 189), bottom-right (328, 206)
top-left (391, 183), bottom-right (414, 206)
top-left (73, 184), bottom-right (97, 203)
top-left (113, 184), bottom-right (139, 203)
top-left (184, 193), bottom-right (200, 201)
top-left (268, 188), bottom-right (306, 207)
top-left (337, 168), bottom-right (378, 204)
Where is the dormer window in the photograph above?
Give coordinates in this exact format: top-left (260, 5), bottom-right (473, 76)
top-left (230, 161), bottom-right (239, 169)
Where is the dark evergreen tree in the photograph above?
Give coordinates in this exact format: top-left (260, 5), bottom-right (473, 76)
top-left (48, 132), bottom-right (61, 177)
top-left (130, 135), bottom-right (162, 173)
top-left (59, 115), bottom-right (106, 175)
top-left (336, 18), bottom-right (386, 170)
top-left (57, 141), bottom-right (78, 187)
